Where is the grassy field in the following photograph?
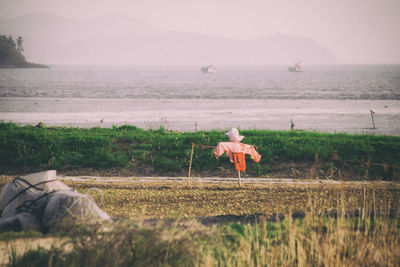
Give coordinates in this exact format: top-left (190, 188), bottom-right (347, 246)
top-left (1, 122), bottom-right (400, 180)
top-left (1, 178), bottom-right (399, 266)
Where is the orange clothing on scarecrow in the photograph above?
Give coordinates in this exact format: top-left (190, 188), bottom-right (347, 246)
top-left (232, 153), bottom-right (246, 172)
top-left (214, 129), bottom-right (261, 172)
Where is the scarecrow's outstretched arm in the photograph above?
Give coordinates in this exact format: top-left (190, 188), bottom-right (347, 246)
top-left (214, 143), bottom-right (225, 157)
top-left (249, 147), bottom-right (261, 163)
top-left (214, 142), bottom-right (236, 163)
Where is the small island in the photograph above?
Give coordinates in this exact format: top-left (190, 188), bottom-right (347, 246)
top-left (0, 35), bottom-right (48, 68)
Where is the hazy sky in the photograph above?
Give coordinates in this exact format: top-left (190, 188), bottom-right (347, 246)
top-left (1, 0), bottom-right (400, 63)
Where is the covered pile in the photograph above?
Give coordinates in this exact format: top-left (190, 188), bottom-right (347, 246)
top-left (0, 170), bottom-right (110, 232)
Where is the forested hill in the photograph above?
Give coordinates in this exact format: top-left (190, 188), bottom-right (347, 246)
top-left (0, 35), bottom-right (48, 68)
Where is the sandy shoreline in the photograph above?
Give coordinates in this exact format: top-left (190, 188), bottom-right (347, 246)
top-left (1, 98), bottom-right (400, 135)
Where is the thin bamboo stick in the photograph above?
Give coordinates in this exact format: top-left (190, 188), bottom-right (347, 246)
top-left (193, 144), bottom-right (216, 148)
top-left (362, 186), bottom-right (366, 220)
top-left (188, 143), bottom-right (195, 179)
top-left (370, 109), bottom-right (376, 129)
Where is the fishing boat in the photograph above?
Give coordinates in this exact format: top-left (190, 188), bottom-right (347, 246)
top-left (201, 65), bottom-right (216, 73)
top-left (288, 61), bottom-right (303, 72)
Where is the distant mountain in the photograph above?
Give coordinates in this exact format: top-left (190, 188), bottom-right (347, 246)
top-left (0, 13), bottom-right (165, 42)
top-left (0, 13), bottom-right (336, 65)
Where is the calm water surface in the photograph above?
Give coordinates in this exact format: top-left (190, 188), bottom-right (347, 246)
top-left (0, 65), bottom-right (399, 135)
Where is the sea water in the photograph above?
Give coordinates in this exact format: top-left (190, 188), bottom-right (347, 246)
top-left (0, 65), bottom-right (399, 135)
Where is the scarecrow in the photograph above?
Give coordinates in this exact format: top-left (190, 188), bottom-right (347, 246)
top-left (214, 128), bottom-right (261, 186)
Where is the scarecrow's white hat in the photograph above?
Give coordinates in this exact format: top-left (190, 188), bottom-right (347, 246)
top-left (225, 128), bottom-right (244, 142)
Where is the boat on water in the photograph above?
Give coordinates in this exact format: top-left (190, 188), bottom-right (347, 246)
top-left (201, 65), bottom-right (216, 73)
top-left (288, 61), bottom-right (303, 72)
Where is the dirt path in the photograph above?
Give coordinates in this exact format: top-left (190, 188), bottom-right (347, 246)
top-left (60, 175), bottom-right (393, 185)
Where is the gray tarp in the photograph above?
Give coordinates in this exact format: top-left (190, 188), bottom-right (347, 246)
top-left (0, 170), bottom-right (110, 232)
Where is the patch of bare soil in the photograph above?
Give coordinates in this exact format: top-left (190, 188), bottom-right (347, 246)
top-left (60, 179), bottom-right (400, 219)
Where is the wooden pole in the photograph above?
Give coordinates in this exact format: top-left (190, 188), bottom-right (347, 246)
top-left (188, 143), bottom-right (195, 179)
top-left (238, 170), bottom-right (241, 187)
top-left (373, 189), bottom-right (376, 217)
top-left (370, 109), bottom-right (376, 129)
top-left (362, 186), bottom-right (366, 220)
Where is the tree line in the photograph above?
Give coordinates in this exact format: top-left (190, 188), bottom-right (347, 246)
top-left (0, 35), bottom-right (47, 68)
top-left (0, 35), bottom-right (26, 65)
